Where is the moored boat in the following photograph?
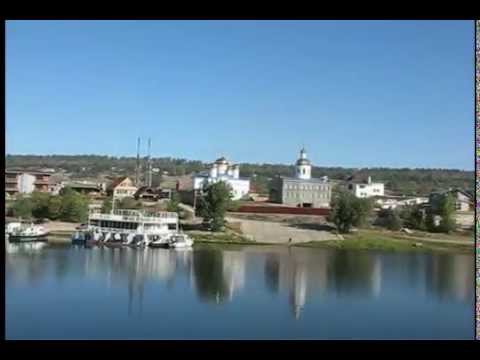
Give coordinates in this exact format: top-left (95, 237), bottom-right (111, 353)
top-left (148, 234), bottom-right (171, 248)
top-left (168, 233), bottom-right (194, 249)
top-left (9, 224), bottom-right (49, 242)
top-left (71, 208), bottom-right (179, 248)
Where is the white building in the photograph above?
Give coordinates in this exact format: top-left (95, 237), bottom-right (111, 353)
top-left (348, 176), bottom-right (384, 198)
top-left (374, 196), bottom-right (429, 210)
top-left (107, 177), bottom-right (138, 199)
top-left (270, 148), bottom-right (332, 208)
top-left (193, 157), bottom-right (250, 200)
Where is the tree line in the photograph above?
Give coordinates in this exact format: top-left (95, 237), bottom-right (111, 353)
top-left (8, 188), bottom-right (89, 223)
top-left (329, 189), bottom-right (458, 234)
top-left (6, 154), bottom-right (473, 196)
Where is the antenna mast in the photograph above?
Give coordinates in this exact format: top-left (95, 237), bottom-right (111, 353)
top-left (146, 138), bottom-right (152, 187)
top-left (135, 137), bottom-right (141, 187)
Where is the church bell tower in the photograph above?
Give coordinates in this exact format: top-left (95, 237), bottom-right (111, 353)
top-left (295, 147), bottom-right (311, 180)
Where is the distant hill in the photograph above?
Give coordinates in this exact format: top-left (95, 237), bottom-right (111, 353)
top-left (5, 154), bottom-right (474, 196)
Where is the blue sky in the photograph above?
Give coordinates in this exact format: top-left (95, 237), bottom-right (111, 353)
top-left (6, 20), bottom-right (474, 170)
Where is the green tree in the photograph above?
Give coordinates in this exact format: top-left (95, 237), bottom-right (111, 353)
top-left (198, 181), bottom-right (233, 231)
top-left (425, 210), bottom-right (437, 232)
top-left (47, 196), bottom-right (63, 220)
top-left (400, 204), bottom-right (426, 231)
top-left (12, 196), bottom-right (33, 219)
top-left (60, 191), bottom-right (88, 222)
top-left (328, 190), bottom-right (371, 233)
top-left (59, 186), bottom-right (75, 197)
top-left (167, 192), bottom-right (181, 213)
top-left (101, 197), bottom-right (113, 213)
top-left (351, 197), bottom-right (374, 228)
top-left (437, 194), bottom-right (456, 233)
top-left (251, 175), bottom-right (269, 194)
top-left (30, 191), bottom-right (51, 219)
top-left (379, 208), bottom-right (402, 231)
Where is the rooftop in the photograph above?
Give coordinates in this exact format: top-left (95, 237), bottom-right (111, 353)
top-left (279, 176), bottom-right (330, 184)
top-left (6, 169), bottom-right (52, 176)
top-left (107, 176), bottom-right (131, 190)
top-left (64, 182), bottom-right (101, 190)
top-left (295, 158), bottom-right (311, 166)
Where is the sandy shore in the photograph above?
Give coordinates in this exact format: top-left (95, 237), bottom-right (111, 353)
top-left (45, 221), bottom-right (79, 234)
top-left (225, 216), bottom-right (342, 244)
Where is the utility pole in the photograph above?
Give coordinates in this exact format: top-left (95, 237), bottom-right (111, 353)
top-left (148, 138), bottom-right (152, 187)
top-left (145, 138), bottom-right (152, 188)
top-left (135, 137), bottom-right (141, 187)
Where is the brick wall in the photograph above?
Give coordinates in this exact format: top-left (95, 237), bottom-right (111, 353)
top-left (235, 205), bottom-right (330, 216)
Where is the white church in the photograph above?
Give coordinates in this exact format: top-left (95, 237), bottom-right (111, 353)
top-left (192, 157), bottom-right (250, 200)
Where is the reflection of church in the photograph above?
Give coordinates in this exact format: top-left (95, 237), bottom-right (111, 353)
top-left (265, 248), bottom-right (391, 320)
top-left (222, 251), bottom-right (246, 301)
top-left (289, 264), bottom-right (307, 320)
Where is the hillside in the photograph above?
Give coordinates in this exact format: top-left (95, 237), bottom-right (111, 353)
top-left (6, 154), bottom-right (474, 196)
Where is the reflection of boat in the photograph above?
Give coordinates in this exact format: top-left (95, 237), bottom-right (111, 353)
top-left (7, 240), bottom-right (47, 253)
top-left (9, 224), bottom-right (49, 242)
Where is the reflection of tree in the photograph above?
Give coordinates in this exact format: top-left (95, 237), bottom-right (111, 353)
top-left (425, 254), bottom-right (473, 303)
top-left (54, 250), bottom-right (70, 280)
top-left (264, 253), bottom-right (280, 294)
top-left (6, 242), bottom-right (50, 285)
top-left (327, 251), bottom-right (376, 297)
top-left (192, 249), bottom-right (229, 304)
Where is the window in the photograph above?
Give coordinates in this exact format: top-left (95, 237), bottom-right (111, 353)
top-left (302, 168), bottom-right (305, 174)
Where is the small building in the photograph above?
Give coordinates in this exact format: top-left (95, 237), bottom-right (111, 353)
top-left (5, 169), bottom-right (51, 196)
top-left (347, 175), bottom-right (385, 198)
top-left (270, 148), bottom-right (331, 208)
top-left (192, 157), bottom-right (250, 201)
top-left (374, 195), bottom-right (429, 210)
top-left (429, 189), bottom-right (473, 213)
top-left (248, 184), bottom-right (270, 202)
top-left (48, 175), bottom-right (66, 195)
top-left (106, 177), bottom-right (138, 199)
top-left (63, 181), bottom-right (104, 197)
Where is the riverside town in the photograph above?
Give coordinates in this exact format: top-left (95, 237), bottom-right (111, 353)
top-left (5, 19), bottom-right (475, 341)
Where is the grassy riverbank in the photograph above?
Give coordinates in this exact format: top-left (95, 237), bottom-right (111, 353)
top-left (295, 229), bottom-right (473, 253)
top-left (188, 231), bottom-right (272, 245)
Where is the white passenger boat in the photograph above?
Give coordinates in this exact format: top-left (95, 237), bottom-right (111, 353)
top-left (9, 223), bottom-right (49, 242)
top-left (6, 222), bottom-right (23, 236)
top-left (73, 208), bottom-right (179, 247)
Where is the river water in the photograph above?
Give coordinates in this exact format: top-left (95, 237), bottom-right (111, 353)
top-left (5, 240), bottom-right (474, 340)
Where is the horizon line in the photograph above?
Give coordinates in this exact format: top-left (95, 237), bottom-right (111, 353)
top-left (5, 153), bottom-right (474, 172)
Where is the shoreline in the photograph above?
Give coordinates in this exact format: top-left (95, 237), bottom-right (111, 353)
top-left (45, 229), bottom-right (473, 253)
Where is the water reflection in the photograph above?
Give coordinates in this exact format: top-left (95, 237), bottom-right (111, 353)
top-left (264, 254), bottom-right (280, 294)
top-left (5, 241), bottom-right (474, 321)
top-left (425, 253), bottom-right (474, 303)
top-left (192, 248), bottom-right (229, 304)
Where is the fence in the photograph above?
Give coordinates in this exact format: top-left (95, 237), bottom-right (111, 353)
top-left (234, 205), bottom-right (330, 216)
